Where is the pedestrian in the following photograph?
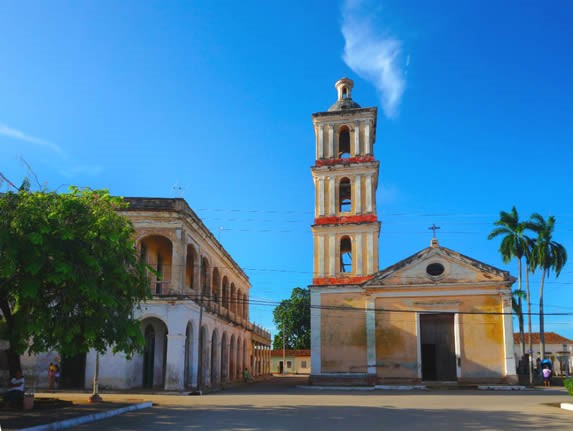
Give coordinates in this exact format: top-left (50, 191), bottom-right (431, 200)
top-left (243, 367), bottom-right (250, 383)
top-left (1, 370), bottom-right (25, 407)
top-left (542, 366), bottom-right (552, 387)
top-left (48, 362), bottom-right (56, 390)
top-left (54, 364), bottom-right (61, 389)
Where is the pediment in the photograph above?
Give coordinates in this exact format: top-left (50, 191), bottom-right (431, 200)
top-left (364, 244), bottom-right (514, 288)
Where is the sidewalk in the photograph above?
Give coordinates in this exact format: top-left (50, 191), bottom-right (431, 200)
top-left (0, 392), bottom-right (152, 431)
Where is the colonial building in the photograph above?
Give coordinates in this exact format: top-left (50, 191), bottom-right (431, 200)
top-left (22, 197), bottom-right (271, 390)
top-left (309, 79), bottom-right (517, 385)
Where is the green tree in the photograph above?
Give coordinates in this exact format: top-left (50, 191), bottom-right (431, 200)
top-left (272, 287), bottom-right (310, 350)
top-left (529, 214), bottom-right (568, 360)
top-left (0, 186), bottom-right (150, 374)
top-left (488, 206), bottom-right (531, 360)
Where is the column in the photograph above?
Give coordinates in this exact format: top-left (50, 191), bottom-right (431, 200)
top-left (354, 120), bottom-right (360, 156)
top-left (355, 234), bottom-right (363, 276)
top-left (165, 334), bottom-right (186, 390)
top-left (329, 176), bottom-right (336, 215)
top-left (318, 235), bottom-right (325, 277)
top-left (365, 175), bottom-right (372, 213)
top-left (365, 121), bottom-right (371, 155)
top-left (310, 289), bottom-right (321, 375)
top-left (502, 292), bottom-right (518, 383)
top-left (366, 296), bottom-right (376, 377)
top-left (172, 228), bottom-right (186, 294)
top-left (367, 233), bottom-right (374, 274)
top-left (318, 124), bottom-right (324, 159)
top-left (328, 124), bottom-right (334, 158)
top-left (329, 235), bottom-right (336, 276)
top-left (355, 175), bottom-right (362, 213)
top-left (191, 322), bottom-right (200, 388)
top-left (318, 177), bottom-right (325, 216)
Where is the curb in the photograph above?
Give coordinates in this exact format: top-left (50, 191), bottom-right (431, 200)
top-left (375, 385), bottom-right (427, 391)
top-left (297, 385), bottom-right (375, 391)
top-left (477, 385), bottom-right (528, 391)
top-left (20, 401), bottom-right (153, 431)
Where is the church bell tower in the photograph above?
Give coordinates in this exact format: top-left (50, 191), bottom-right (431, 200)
top-left (311, 78), bottom-right (380, 285)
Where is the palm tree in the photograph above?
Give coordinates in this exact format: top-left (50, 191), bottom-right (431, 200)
top-left (529, 214), bottom-right (568, 360)
top-left (488, 206), bottom-right (530, 361)
top-left (523, 236), bottom-right (536, 383)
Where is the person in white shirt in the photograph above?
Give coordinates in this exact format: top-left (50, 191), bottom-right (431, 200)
top-left (1, 370), bottom-right (25, 406)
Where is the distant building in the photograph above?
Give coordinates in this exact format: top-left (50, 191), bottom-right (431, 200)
top-left (514, 332), bottom-right (572, 376)
top-left (22, 197), bottom-right (271, 390)
top-left (270, 350), bottom-right (311, 374)
top-left (309, 79), bottom-right (517, 386)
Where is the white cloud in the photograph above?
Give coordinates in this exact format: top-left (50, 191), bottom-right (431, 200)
top-left (0, 123), bottom-right (65, 156)
top-left (341, 0), bottom-right (406, 118)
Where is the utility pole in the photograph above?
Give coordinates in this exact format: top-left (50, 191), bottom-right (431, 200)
top-left (282, 325), bottom-right (286, 375)
top-left (197, 258), bottom-right (205, 391)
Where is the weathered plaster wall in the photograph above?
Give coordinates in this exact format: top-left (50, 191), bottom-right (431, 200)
top-left (373, 292), bottom-right (505, 381)
top-left (375, 298), bottom-right (418, 379)
top-left (321, 293), bottom-right (367, 373)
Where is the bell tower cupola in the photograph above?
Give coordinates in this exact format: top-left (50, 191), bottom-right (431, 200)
top-left (311, 78), bottom-right (381, 285)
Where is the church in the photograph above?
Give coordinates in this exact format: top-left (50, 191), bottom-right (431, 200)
top-left (309, 78), bottom-right (518, 385)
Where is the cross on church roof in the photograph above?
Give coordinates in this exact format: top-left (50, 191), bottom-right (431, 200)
top-left (428, 223), bottom-right (440, 238)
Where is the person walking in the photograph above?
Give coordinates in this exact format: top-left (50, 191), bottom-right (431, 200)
top-left (48, 362), bottom-right (56, 390)
top-left (542, 366), bottom-right (552, 387)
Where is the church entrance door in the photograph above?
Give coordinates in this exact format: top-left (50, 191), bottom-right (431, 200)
top-left (420, 313), bottom-right (457, 381)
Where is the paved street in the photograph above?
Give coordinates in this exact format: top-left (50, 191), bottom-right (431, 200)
top-left (71, 376), bottom-right (572, 430)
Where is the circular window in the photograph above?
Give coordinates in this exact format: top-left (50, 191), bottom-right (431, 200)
top-left (426, 263), bottom-right (445, 276)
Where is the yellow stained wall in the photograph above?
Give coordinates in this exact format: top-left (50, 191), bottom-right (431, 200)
top-left (321, 293), bottom-right (367, 372)
top-left (375, 292), bottom-right (505, 380)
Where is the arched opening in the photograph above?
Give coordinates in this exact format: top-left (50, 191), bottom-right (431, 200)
top-left (338, 126), bottom-right (351, 158)
top-left (184, 322), bottom-right (194, 387)
top-left (222, 277), bottom-right (229, 310)
top-left (139, 235), bottom-right (173, 295)
top-left (237, 289), bottom-right (243, 318)
top-left (141, 317), bottom-right (168, 388)
top-left (230, 283), bottom-right (236, 315)
top-left (212, 268), bottom-right (220, 303)
top-left (185, 245), bottom-right (195, 290)
top-left (201, 257), bottom-right (209, 300)
top-left (339, 177), bottom-right (352, 212)
top-left (340, 236), bottom-right (352, 273)
top-left (243, 293), bottom-right (249, 321)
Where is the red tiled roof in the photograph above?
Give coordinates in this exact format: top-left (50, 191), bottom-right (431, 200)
top-left (513, 332), bottom-right (573, 345)
top-left (270, 349), bottom-right (310, 357)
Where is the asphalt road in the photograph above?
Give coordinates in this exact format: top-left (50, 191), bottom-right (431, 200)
top-left (73, 376), bottom-right (572, 431)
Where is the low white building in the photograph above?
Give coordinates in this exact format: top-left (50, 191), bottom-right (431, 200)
top-left (270, 350), bottom-right (311, 375)
top-left (21, 198), bottom-right (271, 390)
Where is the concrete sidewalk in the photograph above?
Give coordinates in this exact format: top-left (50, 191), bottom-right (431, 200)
top-left (0, 392), bottom-right (152, 431)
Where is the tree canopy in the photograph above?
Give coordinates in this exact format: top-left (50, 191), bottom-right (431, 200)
top-left (272, 287), bottom-right (310, 350)
top-left (0, 186), bottom-right (150, 373)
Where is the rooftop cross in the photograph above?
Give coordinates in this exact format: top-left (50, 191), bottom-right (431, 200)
top-left (428, 223), bottom-right (441, 238)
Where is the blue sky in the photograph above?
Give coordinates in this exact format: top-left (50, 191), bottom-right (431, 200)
top-left (1, 0), bottom-right (572, 341)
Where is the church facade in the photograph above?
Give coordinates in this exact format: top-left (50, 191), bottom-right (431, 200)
top-left (309, 79), bottom-right (518, 385)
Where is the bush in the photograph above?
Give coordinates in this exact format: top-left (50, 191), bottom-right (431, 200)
top-left (565, 378), bottom-right (573, 397)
